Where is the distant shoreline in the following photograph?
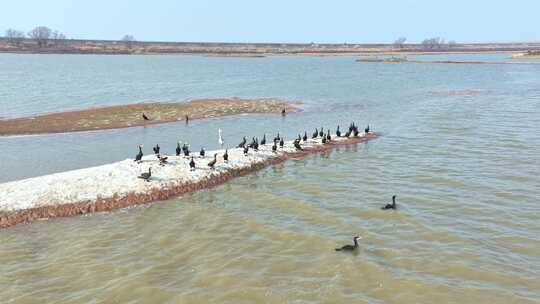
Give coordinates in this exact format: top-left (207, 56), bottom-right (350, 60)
top-left (0, 98), bottom-right (302, 136)
top-left (1, 38), bottom-right (540, 56)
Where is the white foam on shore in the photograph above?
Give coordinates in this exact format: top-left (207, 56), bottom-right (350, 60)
top-left (0, 134), bottom-right (367, 213)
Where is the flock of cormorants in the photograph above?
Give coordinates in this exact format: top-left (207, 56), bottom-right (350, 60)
top-left (133, 118), bottom-right (396, 252)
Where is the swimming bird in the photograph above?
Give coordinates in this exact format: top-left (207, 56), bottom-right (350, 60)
top-left (153, 144), bottom-right (160, 155)
top-left (382, 195), bottom-right (397, 210)
top-left (142, 113), bottom-right (150, 121)
top-left (189, 157), bottom-right (195, 171)
top-left (303, 132), bottom-right (308, 142)
top-left (176, 142), bottom-right (181, 156)
top-left (279, 137), bottom-right (284, 148)
top-left (238, 137), bottom-right (247, 148)
top-left (261, 134), bottom-right (266, 145)
top-left (200, 147), bottom-right (205, 157)
top-left (218, 129), bottom-right (224, 147)
top-left (336, 126), bottom-right (341, 137)
top-left (138, 167), bottom-right (152, 182)
top-left (319, 128), bottom-right (324, 137)
top-left (294, 140), bottom-right (303, 151)
top-left (335, 236), bottom-right (361, 252)
top-left (207, 153), bottom-right (217, 170)
top-left (281, 108), bottom-right (286, 116)
top-left (223, 149), bottom-right (229, 162)
top-left (365, 125), bottom-right (370, 134)
top-left (272, 140), bottom-right (277, 153)
top-left (134, 145), bottom-right (143, 163)
top-left (312, 128), bottom-right (318, 139)
top-left (244, 145), bottom-right (249, 156)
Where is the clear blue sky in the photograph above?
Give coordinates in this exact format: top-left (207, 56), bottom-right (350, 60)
top-left (1, 0), bottom-right (538, 43)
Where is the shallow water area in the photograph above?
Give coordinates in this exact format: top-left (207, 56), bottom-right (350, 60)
top-left (0, 53), bottom-right (539, 303)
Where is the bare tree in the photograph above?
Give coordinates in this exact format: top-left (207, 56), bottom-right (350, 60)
top-left (51, 30), bottom-right (67, 46)
top-left (421, 37), bottom-right (443, 50)
top-left (121, 35), bottom-right (136, 49)
top-left (448, 40), bottom-right (457, 48)
top-left (393, 37), bottom-right (407, 49)
top-left (5, 29), bottom-right (25, 46)
top-left (28, 26), bottom-right (52, 47)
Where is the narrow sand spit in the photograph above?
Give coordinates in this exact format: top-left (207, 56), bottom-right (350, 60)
top-left (0, 132), bottom-right (378, 228)
top-left (0, 98), bottom-right (301, 136)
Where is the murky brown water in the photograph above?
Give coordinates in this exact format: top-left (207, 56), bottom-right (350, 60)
top-left (1, 54), bottom-right (539, 303)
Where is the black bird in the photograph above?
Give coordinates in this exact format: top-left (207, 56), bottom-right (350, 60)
top-left (336, 126), bottom-right (341, 137)
top-left (352, 127), bottom-right (359, 137)
top-left (294, 140), bottom-right (303, 151)
top-left (183, 147), bottom-right (190, 157)
top-left (176, 142), bottom-right (181, 156)
top-left (253, 138), bottom-right (259, 151)
top-left (303, 131), bottom-right (308, 142)
top-left (158, 155), bottom-right (168, 165)
top-left (153, 144), bottom-right (160, 155)
top-left (274, 133), bottom-right (281, 142)
top-left (142, 113), bottom-right (150, 121)
top-left (335, 236), bottom-right (361, 252)
top-left (138, 167), bottom-right (152, 182)
top-left (281, 108), bottom-right (286, 116)
top-left (200, 147), bottom-right (205, 157)
top-left (279, 137), bottom-right (284, 148)
top-left (238, 137), bottom-right (247, 148)
top-left (261, 134), bottom-right (266, 145)
top-left (297, 134), bottom-right (302, 142)
top-left (312, 128), bottom-right (318, 139)
top-left (382, 195), bottom-right (397, 210)
top-left (189, 157), bottom-right (196, 171)
top-left (322, 136), bottom-right (327, 144)
top-left (348, 123), bottom-right (354, 133)
top-left (185, 115), bottom-right (189, 123)
top-left (244, 145), bottom-right (249, 156)
top-left (326, 130), bottom-right (331, 141)
top-left (272, 140), bottom-right (277, 153)
top-left (319, 127), bottom-right (324, 137)
top-left (223, 149), bottom-right (229, 162)
top-left (344, 130), bottom-right (351, 138)
top-left (207, 153), bottom-right (217, 170)
top-left (134, 145), bottom-right (143, 163)
top-left (365, 125), bottom-right (370, 134)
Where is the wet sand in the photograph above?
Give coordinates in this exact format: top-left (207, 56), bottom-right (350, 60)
top-left (0, 98), bottom-right (301, 136)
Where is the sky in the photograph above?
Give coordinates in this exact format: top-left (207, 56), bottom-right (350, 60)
top-left (0, 0), bottom-right (538, 43)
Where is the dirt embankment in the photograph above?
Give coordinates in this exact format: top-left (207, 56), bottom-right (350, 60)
top-left (0, 98), bottom-right (301, 136)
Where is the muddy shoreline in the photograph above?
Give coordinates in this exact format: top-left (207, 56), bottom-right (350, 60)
top-left (0, 133), bottom-right (378, 228)
top-left (0, 98), bottom-right (301, 136)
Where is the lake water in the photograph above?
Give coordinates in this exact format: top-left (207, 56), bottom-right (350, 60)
top-left (0, 53), bottom-right (539, 303)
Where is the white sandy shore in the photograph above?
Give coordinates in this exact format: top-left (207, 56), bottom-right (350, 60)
top-left (0, 133), bottom-right (369, 213)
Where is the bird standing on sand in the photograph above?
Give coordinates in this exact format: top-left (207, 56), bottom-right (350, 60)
top-left (279, 137), bottom-right (284, 148)
top-left (274, 133), bottom-right (281, 142)
top-left (189, 157), bottom-right (196, 171)
top-left (382, 195), bottom-right (397, 210)
top-left (244, 145), bottom-right (249, 156)
top-left (207, 153), bottom-right (217, 170)
top-left (142, 113), bottom-right (150, 121)
top-left (253, 138), bottom-right (259, 151)
top-left (218, 129), bottom-right (224, 147)
top-left (294, 139), bottom-right (303, 151)
top-left (326, 130), bottom-right (331, 141)
top-left (336, 126), bottom-right (341, 137)
top-left (335, 236), bottom-right (361, 252)
top-left (176, 142), bottom-right (181, 156)
top-left (303, 132), bottom-right (308, 142)
top-left (158, 155), bottom-right (168, 165)
top-left (134, 145), bottom-right (143, 163)
top-left (365, 125), bottom-right (370, 134)
top-left (272, 140), bottom-right (277, 153)
top-left (238, 137), bottom-right (247, 148)
top-left (319, 127), bottom-right (324, 137)
top-left (153, 144), bottom-right (160, 155)
top-left (322, 136), bottom-right (327, 144)
top-left (183, 143), bottom-right (190, 157)
top-left (138, 167), bottom-right (152, 181)
top-left (223, 149), bottom-right (229, 162)
top-left (200, 147), bottom-right (205, 157)
top-left (312, 128), bottom-right (318, 139)
top-left (261, 134), bottom-right (266, 145)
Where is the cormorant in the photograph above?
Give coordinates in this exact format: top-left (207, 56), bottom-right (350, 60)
top-left (189, 157), bottom-right (195, 171)
top-left (353, 127), bottom-right (359, 137)
top-left (365, 125), bottom-right (370, 134)
top-left (244, 145), bottom-right (249, 156)
top-left (261, 134), bottom-right (266, 145)
top-left (223, 149), bottom-right (229, 162)
top-left (158, 155), bottom-right (168, 165)
top-left (335, 236), bottom-right (361, 252)
top-left (253, 138), bottom-right (259, 151)
top-left (153, 144), bottom-right (160, 155)
top-left (279, 137), bottom-right (284, 148)
top-left (200, 147), bottom-right (205, 157)
top-left (303, 131), bottom-right (308, 142)
top-left (138, 167), bottom-right (152, 182)
top-left (294, 140), bottom-right (303, 151)
top-left (281, 108), bottom-right (286, 116)
top-left (134, 145), bottom-right (143, 163)
top-left (326, 130), bottom-right (331, 141)
top-left (185, 115), bottom-right (189, 123)
top-left (382, 195), bottom-right (397, 210)
top-left (336, 126), bottom-right (341, 137)
top-left (142, 113), bottom-right (150, 121)
top-left (183, 146), bottom-right (190, 157)
top-left (176, 142), bottom-right (181, 156)
top-left (207, 153), bottom-right (217, 170)
top-left (274, 133), bottom-right (280, 142)
top-left (272, 140), bottom-right (277, 153)
top-left (344, 130), bottom-right (351, 138)
top-left (312, 128), bottom-right (318, 139)
top-left (319, 128), bottom-right (324, 137)
top-left (322, 136), bottom-right (327, 144)
top-left (238, 137), bottom-right (247, 148)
